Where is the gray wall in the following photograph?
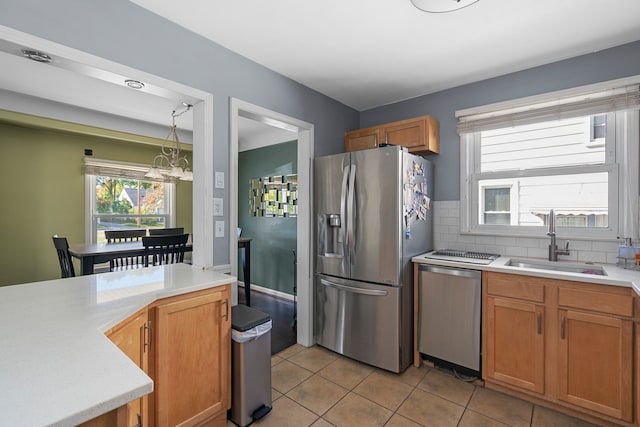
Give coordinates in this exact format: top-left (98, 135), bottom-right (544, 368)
top-left (361, 40), bottom-right (640, 201)
top-left (238, 141), bottom-right (297, 295)
top-left (3, 1), bottom-right (640, 258)
top-left (0, 0), bottom-right (359, 267)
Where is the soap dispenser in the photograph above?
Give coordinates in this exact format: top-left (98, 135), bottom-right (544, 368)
top-left (618, 237), bottom-right (635, 268)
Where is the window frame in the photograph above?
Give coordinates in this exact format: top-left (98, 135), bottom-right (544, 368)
top-left (460, 110), bottom-right (638, 241)
top-left (479, 179), bottom-right (519, 226)
top-left (85, 161), bottom-right (177, 244)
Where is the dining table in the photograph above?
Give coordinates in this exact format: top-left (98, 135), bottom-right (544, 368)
top-left (69, 240), bottom-right (193, 275)
top-left (237, 237), bottom-right (252, 306)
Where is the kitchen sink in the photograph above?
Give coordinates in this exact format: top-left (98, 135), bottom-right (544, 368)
top-left (505, 259), bottom-right (607, 276)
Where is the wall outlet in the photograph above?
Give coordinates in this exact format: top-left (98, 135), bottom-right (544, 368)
top-left (215, 221), bottom-right (225, 238)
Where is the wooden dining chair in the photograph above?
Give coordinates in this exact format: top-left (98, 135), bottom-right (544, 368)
top-left (142, 234), bottom-right (189, 266)
top-left (148, 227), bottom-right (184, 236)
top-left (104, 229), bottom-right (147, 271)
top-left (52, 235), bottom-right (75, 278)
top-left (104, 229), bottom-right (147, 242)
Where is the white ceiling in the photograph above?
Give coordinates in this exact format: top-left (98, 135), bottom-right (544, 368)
top-left (130, 0), bottom-right (640, 111)
top-left (1, 0), bottom-right (639, 141)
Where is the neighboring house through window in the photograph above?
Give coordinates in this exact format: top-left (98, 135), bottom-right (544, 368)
top-left (84, 158), bottom-right (176, 243)
top-left (458, 78), bottom-right (640, 240)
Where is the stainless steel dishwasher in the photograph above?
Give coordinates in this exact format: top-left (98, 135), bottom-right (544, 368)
top-left (418, 264), bottom-right (482, 374)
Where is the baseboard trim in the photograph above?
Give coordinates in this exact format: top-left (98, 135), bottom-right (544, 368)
top-left (238, 282), bottom-right (295, 302)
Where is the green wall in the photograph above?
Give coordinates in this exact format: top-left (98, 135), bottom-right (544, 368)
top-left (238, 141), bottom-right (297, 295)
top-left (0, 121), bottom-right (192, 286)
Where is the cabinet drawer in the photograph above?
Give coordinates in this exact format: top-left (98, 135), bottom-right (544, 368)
top-left (558, 287), bottom-right (633, 317)
top-left (486, 273), bottom-right (544, 302)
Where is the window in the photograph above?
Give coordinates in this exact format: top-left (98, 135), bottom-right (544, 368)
top-left (85, 159), bottom-right (176, 243)
top-left (458, 78), bottom-right (640, 239)
top-left (590, 114), bottom-right (607, 143)
top-left (481, 185), bottom-right (511, 225)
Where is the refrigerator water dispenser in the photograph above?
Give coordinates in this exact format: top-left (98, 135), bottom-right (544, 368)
top-left (317, 213), bottom-right (342, 257)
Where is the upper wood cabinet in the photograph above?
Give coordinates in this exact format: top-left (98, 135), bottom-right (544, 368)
top-left (345, 115), bottom-right (440, 155)
top-left (344, 127), bottom-right (381, 152)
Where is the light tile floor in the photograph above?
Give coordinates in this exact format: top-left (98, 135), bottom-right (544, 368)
top-left (228, 345), bottom-right (602, 427)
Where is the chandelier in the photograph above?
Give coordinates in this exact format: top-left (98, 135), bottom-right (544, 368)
top-left (145, 104), bottom-right (193, 181)
top-left (410, 0), bottom-right (479, 13)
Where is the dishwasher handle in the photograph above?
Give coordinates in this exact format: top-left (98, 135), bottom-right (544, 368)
top-left (420, 264), bottom-right (482, 280)
top-left (319, 278), bottom-right (388, 296)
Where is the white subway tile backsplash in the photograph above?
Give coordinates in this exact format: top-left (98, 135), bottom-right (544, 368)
top-left (504, 246), bottom-right (528, 257)
top-left (430, 200), bottom-right (619, 263)
top-left (440, 216), bottom-right (459, 226)
top-left (516, 238), bottom-right (542, 248)
top-left (591, 241), bottom-right (619, 252)
top-left (475, 236), bottom-right (496, 245)
top-left (527, 247), bottom-right (548, 259)
top-left (564, 240), bottom-right (591, 251)
top-left (495, 237), bottom-right (517, 246)
top-left (577, 251), bottom-right (608, 263)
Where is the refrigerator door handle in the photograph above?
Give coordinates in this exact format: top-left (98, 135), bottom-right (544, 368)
top-left (347, 164), bottom-right (357, 264)
top-left (319, 278), bottom-right (388, 296)
top-left (340, 165), bottom-right (350, 271)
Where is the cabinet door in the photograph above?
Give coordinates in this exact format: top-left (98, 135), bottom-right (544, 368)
top-left (154, 287), bottom-right (230, 427)
top-left (557, 309), bottom-right (632, 421)
top-left (107, 310), bottom-right (149, 427)
top-left (485, 296), bottom-right (545, 393)
top-left (383, 116), bottom-right (439, 154)
top-left (345, 127), bottom-right (380, 152)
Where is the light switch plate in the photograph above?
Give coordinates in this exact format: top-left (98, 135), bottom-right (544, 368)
top-left (213, 197), bottom-right (223, 216)
top-left (215, 172), bottom-right (224, 189)
top-left (215, 221), bottom-right (224, 238)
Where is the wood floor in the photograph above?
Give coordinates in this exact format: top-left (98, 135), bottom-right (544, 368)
top-left (237, 287), bottom-right (297, 355)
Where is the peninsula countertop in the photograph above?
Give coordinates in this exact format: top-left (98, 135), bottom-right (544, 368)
top-left (0, 264), bottom-right (235, 427)
top-left (412, 252), bottom-right (640, 296)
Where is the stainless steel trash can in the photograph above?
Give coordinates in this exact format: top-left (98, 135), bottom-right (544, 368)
top-left (230, 304), bottom-right (272, 426)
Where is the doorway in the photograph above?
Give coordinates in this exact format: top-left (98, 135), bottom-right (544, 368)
top-left (230, 98), bottom-right (314, 347)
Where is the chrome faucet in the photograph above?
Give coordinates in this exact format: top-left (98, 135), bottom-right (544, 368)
top-left (547, 209), bottom-right (570, 261)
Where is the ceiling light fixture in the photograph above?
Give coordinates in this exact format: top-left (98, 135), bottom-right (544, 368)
top-left (410, 0), bottom-right (479, 13)
top-left (21, 49), bottom-right (52, 63)
top-left (145, 104), bottom-right (194, 181)
top-left (125, 79), bottom-right (145, 90)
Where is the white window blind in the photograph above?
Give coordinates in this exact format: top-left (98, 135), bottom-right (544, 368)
top-left (84, 158), bottom-right (170, 182)
top-left (457, 78), bottom-right (640, 134)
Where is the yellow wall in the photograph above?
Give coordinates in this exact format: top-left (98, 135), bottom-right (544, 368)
top-left (0, 121), bottom-right (193, 286)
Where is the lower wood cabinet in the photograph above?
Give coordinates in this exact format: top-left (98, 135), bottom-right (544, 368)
top-left (107, 309), bottom-right (150, 427)
top-left (485, 296), bottom-right (545, 394)
top-left (557, 308), bottom-right (632, 421)
top-left (84, 284), bottom-right (232, 427)
top-left (483, 272), bottom-right (635, 425)
top-left (150, 285), bottom-right (231, 427)
top-left (636, 321), bottom-right (640, 427)
top-left (77, 407), bottom-right (126, 427)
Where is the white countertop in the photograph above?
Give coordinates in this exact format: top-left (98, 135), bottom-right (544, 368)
top-left (0, 264), bottom-right (235, 427)
top-left (412, 252), bottom-right (640, 296)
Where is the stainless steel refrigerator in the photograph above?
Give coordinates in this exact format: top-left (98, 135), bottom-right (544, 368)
top-left (314, 145), bottom-right (433, 373)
